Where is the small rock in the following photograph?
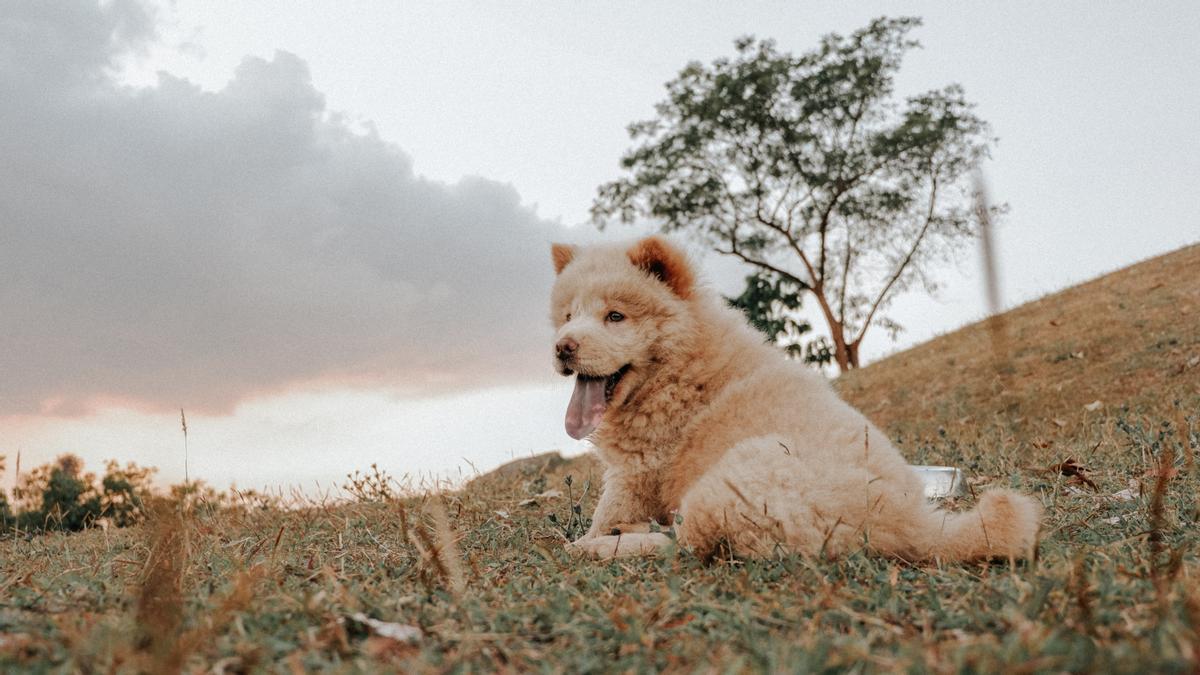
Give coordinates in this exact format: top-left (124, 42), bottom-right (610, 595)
top-left (348, 613), bottom-right (423, 643)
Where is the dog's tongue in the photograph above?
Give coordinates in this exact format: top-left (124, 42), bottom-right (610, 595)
top-left (565, 376), bottom-right (607, 440)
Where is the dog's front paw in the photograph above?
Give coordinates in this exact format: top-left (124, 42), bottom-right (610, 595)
top-left (566, 533), bottom-right (674, 560)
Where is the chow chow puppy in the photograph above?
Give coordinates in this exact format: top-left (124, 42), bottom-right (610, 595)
top-left (550, 236), bottom-right (1041, 562)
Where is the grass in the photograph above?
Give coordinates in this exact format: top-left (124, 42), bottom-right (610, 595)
top-left (1, 245), bottom-right (1198, 672)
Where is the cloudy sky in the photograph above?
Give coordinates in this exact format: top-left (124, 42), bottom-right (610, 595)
top-left (2, 0), bottom-right (1197, 494)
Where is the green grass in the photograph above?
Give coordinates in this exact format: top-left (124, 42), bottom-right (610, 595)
top-left (1, 427), bottom-right (1197, 673)
top-left (2, 245), bottom-right (1198, 672)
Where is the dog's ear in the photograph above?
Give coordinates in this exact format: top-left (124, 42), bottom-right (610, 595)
top-left (627, 236), bottom-right (695, 299)
top-left (551, 243), bottom-right (576, 275)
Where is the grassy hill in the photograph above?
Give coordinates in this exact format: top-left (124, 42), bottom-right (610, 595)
top-left (839, 242), bottom-right (1199, 441)
top-left (2, 245), bottom-right (1197, 672)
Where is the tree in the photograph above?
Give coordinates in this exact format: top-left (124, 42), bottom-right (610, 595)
top-left (593, 17), bottom-right (998, 371)
top-left (10, 454), bottom-right (110, 532)
top-left (12, 461), bottom-right (52, 522)
top-left (0, 492), bottom-right (10, 531)
top-left (17, 454), bottom-right (103, 531)
top-left (101, 460), bottom-right (157, 527)
top-left (0, 455), bottom-right (11, 531)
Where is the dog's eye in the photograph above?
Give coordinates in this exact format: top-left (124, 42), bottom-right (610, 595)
top-left (606, 311), bottom-right (625, 323)
top-left (565, 313), bottom-right (571, 322)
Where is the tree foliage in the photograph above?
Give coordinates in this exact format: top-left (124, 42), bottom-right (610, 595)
top-left (725, 272), bottom-right (832, 364)
top-left (23, 454), bottom-right (102, 531)
top-left (2, 454), bottom-right (156, 533)
top-left (594, 17), bottom-right (999, 371)
top-left (101, 460), bottom-right (157, 527)
top-left (0, 455), bottom-right (8, 528)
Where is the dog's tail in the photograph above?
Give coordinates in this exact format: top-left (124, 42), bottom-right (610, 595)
top-left (916, 489), bottom-right (1043, 562)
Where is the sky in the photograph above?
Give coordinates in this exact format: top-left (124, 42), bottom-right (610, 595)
top-left (1, 0), bottom-right (1197, 495)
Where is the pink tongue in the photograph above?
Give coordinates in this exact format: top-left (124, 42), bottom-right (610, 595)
top-left (565, 376), bottom-right (607, 439)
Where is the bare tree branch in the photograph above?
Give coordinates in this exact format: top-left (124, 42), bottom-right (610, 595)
top-left (837, 232), bottom-right (853, 325)
top-left (714, 235), bottom-right (811, 291)
top-left (853, 168), bottom-right (940, 345)
top-left (751, 212), bottom-right (820, 289)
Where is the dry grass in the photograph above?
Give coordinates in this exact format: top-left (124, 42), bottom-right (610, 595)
top-left (837, 243), bottom-right (1200, 441)
top-left (1, 245), bottom-right (1197, 672)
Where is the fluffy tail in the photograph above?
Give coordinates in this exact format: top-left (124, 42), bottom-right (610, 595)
top-left (920, 489), bottom-right (1043, 562)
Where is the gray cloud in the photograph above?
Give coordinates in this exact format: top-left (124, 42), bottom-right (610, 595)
top-left (0, 0), bottom-right (569, 416)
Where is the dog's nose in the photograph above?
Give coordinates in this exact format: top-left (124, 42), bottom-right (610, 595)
top-left (556, 337), bottom-right (578, 360)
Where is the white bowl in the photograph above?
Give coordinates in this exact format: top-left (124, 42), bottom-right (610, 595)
top-left (913, 465), bottom-right (967, 499)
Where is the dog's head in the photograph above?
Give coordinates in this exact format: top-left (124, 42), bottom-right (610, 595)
top-left (549, 236), bottom-right (696, 439)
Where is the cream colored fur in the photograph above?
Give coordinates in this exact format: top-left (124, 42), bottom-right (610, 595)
top-left (550, 236), bottom-right (1042, 563)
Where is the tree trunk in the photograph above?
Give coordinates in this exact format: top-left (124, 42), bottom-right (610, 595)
top-left (846, 339), bottom-right (860, 369)
top-left (829, 332), bottom-right (861, 371)
top-left (810, 286), bottom-right (857, 373)
top-left (830, 326), bottom-right (851, 372)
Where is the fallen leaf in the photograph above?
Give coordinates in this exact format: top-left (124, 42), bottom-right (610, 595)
top-left (1052, 418), bottom-right (1067, 428)
top-left (1083, 400), bottom-right (1103, 412)
top-left (536, 489), bottom-right (563, 499)
top-left (1101, 516), bottom-right (1123, 525)
top-left (1047, 458), bottom-right (1098, 491)
top-left (1109, 488), bottom-right (1138, 501)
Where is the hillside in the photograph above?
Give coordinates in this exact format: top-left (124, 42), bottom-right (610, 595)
top-left (839, 242), bottom-right (1199, 442)
top-left (1, 245), bottom-right (1197, 672)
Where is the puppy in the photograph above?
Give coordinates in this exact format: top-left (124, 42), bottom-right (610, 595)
top-left (550, 236), bottom-right (1041, 561)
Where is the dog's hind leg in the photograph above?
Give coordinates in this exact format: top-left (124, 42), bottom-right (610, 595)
top-left (672, 437), bottom-right (840, 559)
